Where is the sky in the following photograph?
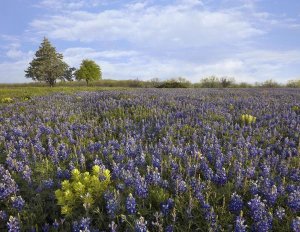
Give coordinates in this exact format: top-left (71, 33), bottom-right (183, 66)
top-left (0, 0), bottom-right (300, 83)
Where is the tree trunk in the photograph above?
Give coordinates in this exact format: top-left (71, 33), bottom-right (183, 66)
top-left (86, 79), bottom-right (89, 86)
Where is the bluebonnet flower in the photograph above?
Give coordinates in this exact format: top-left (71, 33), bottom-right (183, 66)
top-left (288, 189), bottom-right (300, 212)
top-left (79, 217), bottom-right (91, 231)
top-left (275, 207), bottom-right (285, 220)
top-left (52, 219), bottom-right (59, 229)
top-left (134, 177), bottom-right (148, 199)
top-left (22, 165), bottom-right (32, 183)
top-left (249, 181), bottom-right (259, 196)
top-left (199, 158), bottom-right (214, 181)
top-left (152, 168), bottom-right (161, 185)
top-left (291, 217), bottom-right (300, 232)
top-left (42, 179), bottom-right (54, 189)
top-left (203, 204), bottom-right (218, 231)
top-left (0, 165), bottom-right (18, 200)
top-left (112, 162), bottom-right (122, 179)
top-left (152, 156), bottom-right (161, 169)
top-left (0, 210), bottom-right (7, 220)
top-left (248, 195), bottom-right (272, 231)
top-left (57, 143), bottom-right (69, 160)
top-left (126, 193), bottom-right (136, 215)
top-left (72, 217), bottom-right (91, 232)
top-left (264, 185), bottom-right (278, 206)
top-left (165, 225), bottom-right (174, 232)
top-left (160, 198), bottom-right (175, 216)
top-left (177, 180), bottom-right (187, 194)
top-left (229, 193), bottom-right (243, 214)
top-left (214, 167), bottom-right (227, 186)
top-left (290, 169), bottom-right (300, 182)
top-left (72, 221), bottom-right (79, 232)
top-left (234, 215), bottom-right (247, 232)
top-left (123, 170), bottom-right (134, 187)
top-left (11, 196), bottom-right (25, 211)
top-left (116, 183), bottom-right (125, 192)
top-left (42, 223), bottom-right (50, 232)
top-left (135, 216), bottom-right (147, 232)
top-left (7, 216), bottom-right (20, 232)
top-left (104, 191), bottom-right (119, 218)
top-left (286, 184), bottom-right (299, 193)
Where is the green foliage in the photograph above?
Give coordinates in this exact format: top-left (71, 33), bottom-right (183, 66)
top-left (55, 166), bottom-right (111, 216)
top-left (75, 59), bottom-right (102, 85)
top-left (220, 77), bottom-right (235, 88)
top-left (261, 79), bottom-right (281, 88)
top-left (197, 76), bottom-right (235, 88)
top-left (25, 37), bottom-right (69, 87)
top-left (156, 81), bottom-right (188, 88)
top-left (199, 76), bottom-right (221, 88)
top-left (1, 77), bottom-right (299, 89)
top-left (149, 186), bottom-right (169, 209)
top-left (240, 114), bottom-right (256, 125)
top-left (286, 79), bottom-right (300, 88)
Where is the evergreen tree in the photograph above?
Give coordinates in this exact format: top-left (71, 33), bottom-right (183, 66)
top-left (25, 37), bottom-right (68, 87)
top-left (75, 59), bottom-right (102, 85)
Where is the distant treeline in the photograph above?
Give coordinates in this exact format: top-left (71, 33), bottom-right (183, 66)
top-left (1, 76), bottom-right (299, 88)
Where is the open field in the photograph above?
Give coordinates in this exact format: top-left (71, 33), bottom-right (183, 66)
top-left (0, 88), bottom-right (300, 231)
top-left (0, 86), bottom-right (128, 101)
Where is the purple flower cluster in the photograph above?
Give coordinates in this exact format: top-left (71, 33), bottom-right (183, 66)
top-left (126, 193), bottom-right (137, 215)
top-left (104, 191), bottom-right (120, 218)
top-left (288, 189), bottom-right (300, 212)
top-left (292, 217), bottom-right (300, 232)
top-left (234, 215), bottom-right (247, 232)
top-left (0, 165), bottom-right (18, 200)
top-left (135, 216), bottom-right (147, 232)
top-left (248, 195), bottom-right (273, 231)
top-left (7, 216), bottom-right (20, 232)
top-left (11, 196), bottom-right (25, 211)
top-left (72, 217), bottom-right (91, 232)
top-left (160, 198), bottom-right (175, 216)
top-left (229, 193), bottom-right (243, 214)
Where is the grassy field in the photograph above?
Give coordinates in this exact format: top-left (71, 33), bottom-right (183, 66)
top-left (0, 86), bottom-right (128, 101)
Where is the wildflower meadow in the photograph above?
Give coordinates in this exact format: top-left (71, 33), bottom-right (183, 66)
top-left (0, 88), bottom-right (299, 231)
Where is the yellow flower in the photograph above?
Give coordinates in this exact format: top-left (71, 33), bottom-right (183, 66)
top-left (73, 181), bottom-right (85, 196)
top-left (61, 205), bottom-right (72, 215)
top-left (55, 190), bottom-right (65, 205)
top-left (55, 166), bottom-right (111, 215)
top-left (61, 180), bottom-right (70, 190)
top-left (72, 169), bottom-right (80, 180)
top-left (103, 169), bottom-right (111, 181)
top-left (92, 165), bottom-right (101, 175)
top-left (64, 189), bottom-right (74, 202)
top-left (1, 97), bottom-right (13, 103)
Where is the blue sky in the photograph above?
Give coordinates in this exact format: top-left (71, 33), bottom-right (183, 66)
top-left (0, 0), bottom-right (300, 83)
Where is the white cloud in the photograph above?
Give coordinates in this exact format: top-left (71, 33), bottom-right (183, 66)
top-left (61, 46), bottom-right (300, 84)
top-left (0, 59), bottom-right (31, 83)
top-left (30, 2), bottom-right (263, 47)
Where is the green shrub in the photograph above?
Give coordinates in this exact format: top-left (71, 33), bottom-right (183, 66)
top-left (156, 81), bottom-right (188, 88)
